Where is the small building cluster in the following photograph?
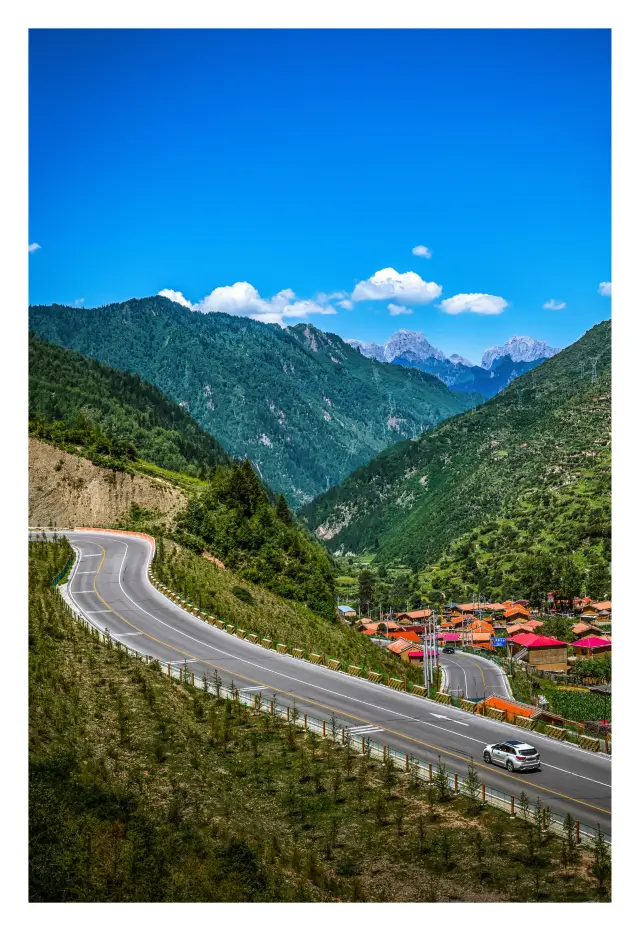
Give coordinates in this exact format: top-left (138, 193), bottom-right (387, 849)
top-left (343, 594), bottom-right (611, 674)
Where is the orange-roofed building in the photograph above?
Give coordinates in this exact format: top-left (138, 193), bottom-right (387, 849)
top-left (388, 630), bottom-right (422, 643)
top-left (571, 621), bottom-right (602, 638)
top-left (506, 623), bottom-right (534, 637)
top-left (395, 609), bottom-right (432, 623)
top-left (386, 638), bottom-right (414, 657)
top-left (503, 605), bottom-right (531, 623)
top-left (357, 622), bottom-right (381, 635)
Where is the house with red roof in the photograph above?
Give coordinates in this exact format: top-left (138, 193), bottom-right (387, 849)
top-left (571, 621), bottom-right (603, 638)
top-left (572, 636), bottom-right (611, 658)
top-left (395, 609), bottom-right (432, 624)
top-left (503, 605), bottom-right (531, 623)
top-left (507, 633), bottom-right (569, 672)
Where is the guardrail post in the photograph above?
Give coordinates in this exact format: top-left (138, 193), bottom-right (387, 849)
top-left (286, 706), bottom-right (290, 722)
top-left (542, 808), bottom-right (547, 833)
top-left (323, 720), bottom-right (326, 737)
top-left (405, 753), bottom-right (409, 772)
top-left (576, 821), bottom-right (581, 845)
top-left (510, 796), bottom-right (515, 818)
top-left (383, 745), bottom-right (387, 761)
top-left (481, 784), bottom-right (486, 804)
top-left (604, 735), bottom-right (610, 754)
top-left (454, 773), bottom-right (459, 794)
top-left (270, 699), bottom-right (274, 714)
top-left (191, 672), bottom-right (195, 686)
top-left (167, 663), bottom-right (171, 678)
top-left (429, 762), bottom-right (433, 782)
top-left (362, 736), bottom-right (365, 754)
top-left (341, 728), bottom-right (345, 745)
top-left (304, 713), bottom-right (308, 730)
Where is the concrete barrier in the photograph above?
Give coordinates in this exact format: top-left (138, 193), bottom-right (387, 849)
top-left (309, 652), bottom-right (324, 665)
top-left (261, 638), bottom-right (273, 650)
top-left (389, 677), bottom-right (405, 691)
top-left (226, 624), bottom-right (236, 635)
top-left (516, 714), bottom-right (536, 730)
top-left (435, 691), bottom-right (452, 706)
top-left (215, 619), bottom-right (226, 630)
top-left (327, 658), bottom-right (341, 671)
top-left (367, 670), bottom-right (383, 683)
top-left (236, 628), bottom-right (246, 639)
top-left (545, 725), bottom-right (567, 741)
top-left (411, 684), bottom-right (428, 697)
top-left (460, 698), bottom-right (477, 714)
top-left (248, 633), bottom-right (259, 644)
top-left (276, 643), bottom-right (288, 654)
top-left (292, 648), bottom-right (305, 659)
top-left (579, 735), bottom-right (600, 752)
top-left (486, 706), bottom-right (506, 722)
top-left (348, 664), bottom-right (362, 677)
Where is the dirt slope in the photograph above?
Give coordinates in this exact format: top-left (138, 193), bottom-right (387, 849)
top-left (29, 437), bottom-right (186, 529)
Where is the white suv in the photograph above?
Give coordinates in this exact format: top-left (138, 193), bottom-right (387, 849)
top-left (483, 740), bottom-right (541, 772)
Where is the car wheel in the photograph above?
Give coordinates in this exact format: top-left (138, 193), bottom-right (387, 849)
top-left (483, 751), bottom-right (491, 763)
top-left (536, 765), bottom-right (541, 771)
top-left (506, 760), bottom-right (514, 772)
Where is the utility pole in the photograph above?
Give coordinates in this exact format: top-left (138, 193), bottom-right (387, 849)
top-left (589, 356), bottom-right (600, 385)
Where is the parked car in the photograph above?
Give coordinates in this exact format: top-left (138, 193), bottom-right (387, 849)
top-left (483, 740), bottom-right (541, 772)
top-left (443, 646), bottom-right (455, 654)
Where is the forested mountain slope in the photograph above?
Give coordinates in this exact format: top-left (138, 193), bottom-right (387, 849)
top-left (29, 297), bottom-right (477, 505)
top-left (29, 334), bottom-right (231, 476)
top-left (301, 321), bottom-right (611, 602)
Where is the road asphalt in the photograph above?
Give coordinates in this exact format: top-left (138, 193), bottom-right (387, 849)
top-left (439, 650), bottom-right (512, 701)
top-left (39, 529), bottom-right (611, 836)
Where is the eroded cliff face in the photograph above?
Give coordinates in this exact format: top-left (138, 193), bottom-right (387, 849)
top-left (29, 437), bottom-right (186, 529)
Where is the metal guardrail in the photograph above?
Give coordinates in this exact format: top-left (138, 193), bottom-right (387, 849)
top-left (57, 590), bottom-right (611, 848)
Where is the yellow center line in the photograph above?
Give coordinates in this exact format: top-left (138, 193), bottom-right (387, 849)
top-left (87, 544), bottom-right (611, 817)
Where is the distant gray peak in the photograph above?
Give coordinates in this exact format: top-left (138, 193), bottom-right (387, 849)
top-left (481, 335), bottom-right (559, 370)
top-left (448, 353), bottom-right (474, 368)
top-left (346, 330), bottom-right (446, 365)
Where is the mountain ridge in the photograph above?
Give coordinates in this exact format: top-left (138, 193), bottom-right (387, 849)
top-left (28, 297), bottom-right (477, 506)
top-left (301, 320), bottom-right (611, 601)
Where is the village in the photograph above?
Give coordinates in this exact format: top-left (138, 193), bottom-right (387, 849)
top-left (336, 595), bottom-right (612, 677)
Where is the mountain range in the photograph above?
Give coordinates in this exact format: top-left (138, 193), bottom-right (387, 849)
top-left (346, 331), bottom-right (559, 398)
top-left (301, 321), bottom-right (611, 602)
top-left (28, 297), bottom-right (478, 506)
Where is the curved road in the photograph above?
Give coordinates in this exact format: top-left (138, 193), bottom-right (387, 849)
top-left (439, 650), bottom-right (511, 701)
top-left (42, 530), bottom-right (611, 835)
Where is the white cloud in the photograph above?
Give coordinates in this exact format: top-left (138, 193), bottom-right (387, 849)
top-left (28, 242), bottom-right (41, 253)
top-left (388, 303), bottom-right (413, 316)
top-left (317, 291), bottom-right (348, 304)
top-left (352, 267), bottom-right (442, 304)
top-left (412, 245), bottom-right (432, 259)
top-left (439, 293), bottom-right (508, 315)
top-left (598, 281), bottom-right (612, 297)
top-left (543, 299), bottom-right (566, 311)
top-left (157, 281), bottom-right (335, 327)
top-left (337, 299), bottom-right (353, 310)
top-left (72, 298), bottom-right (85, 307)
top-left (158, 288), bottom-right (194, 309)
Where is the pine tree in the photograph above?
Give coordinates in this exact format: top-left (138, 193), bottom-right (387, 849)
top-left (276, 493), bottom-right (292, 525)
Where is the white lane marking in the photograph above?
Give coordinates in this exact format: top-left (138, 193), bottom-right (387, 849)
top-left (441, 658), bottom-right (469, 696)
top-left (75, 571), bottom-right (96, 575)
top-left (540, 762), bottom-right (611, 788)
top-left (430, 713), bottom-right (469, 726)
top-left (347, 725), bottom-right (384, 735)
top-left (84, 535), bottom-right (612, 787)
top-left (239, 686), bottom-right (269, 692)
top-left (85, 610), bottom-right (112, 614)
top-left (73, 590), bottom-right (97, 594)
top-left (80, 554), bottom-right (101, 559)
top-left (116, 632), bottom-right (144, 637)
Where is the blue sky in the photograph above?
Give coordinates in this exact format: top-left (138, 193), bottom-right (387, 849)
top-left (29, 28), bottom-right (611, 363)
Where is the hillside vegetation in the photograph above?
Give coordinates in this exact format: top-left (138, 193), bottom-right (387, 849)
top-left (29, 333), bottom-right (230, 476)
top-left (302, 321), bottom-right (611, 604)
top-left (29, 540), bottom-right (608, 902)
top-left (29, 297), bottom-right (476, 505)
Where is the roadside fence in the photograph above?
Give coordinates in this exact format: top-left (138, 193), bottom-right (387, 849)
top-left (56, 586), bottom-right (611, 849)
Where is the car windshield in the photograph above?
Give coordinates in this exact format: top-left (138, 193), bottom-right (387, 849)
top-left (518, 749), bottom-right (538, 756)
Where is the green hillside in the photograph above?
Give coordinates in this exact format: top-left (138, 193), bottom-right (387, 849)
top-left (28, 297), bottom-right (477, 505)
top-left (29, 333), bottom-right (231, 476)
top-left (301, 321), bottom-right (611, 605)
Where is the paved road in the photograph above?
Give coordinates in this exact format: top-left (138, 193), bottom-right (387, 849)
top-left (43, 530), bottom-right (611, 835)
top-left (439, 650), bottom-right (512, 701)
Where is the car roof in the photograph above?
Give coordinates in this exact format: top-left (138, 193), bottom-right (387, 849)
top-left (504, 740), bottom-right (534, 749)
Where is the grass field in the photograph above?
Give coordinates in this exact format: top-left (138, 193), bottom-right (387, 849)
top-left (29, 539), bottom-right (610, 902)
